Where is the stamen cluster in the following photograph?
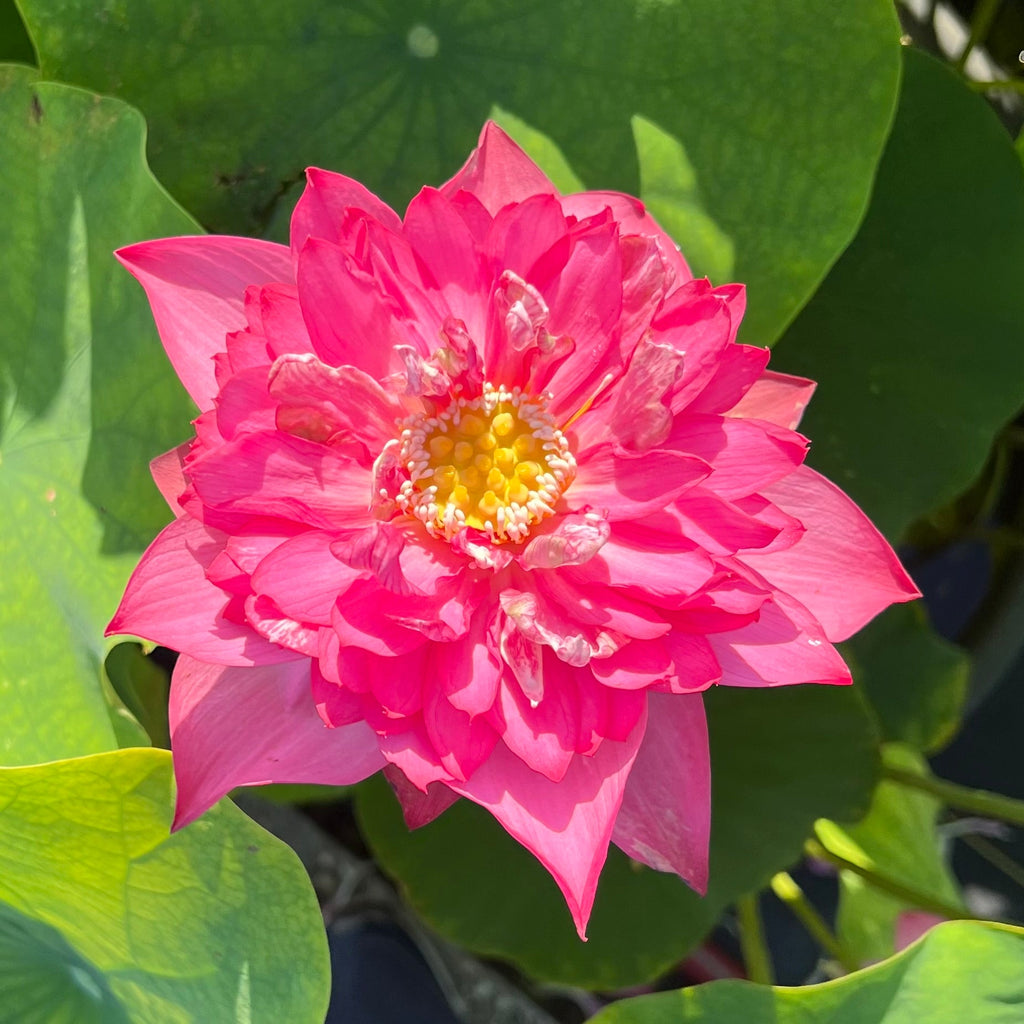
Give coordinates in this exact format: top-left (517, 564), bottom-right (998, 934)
top-left (395, 383), bottom-right (576, 542)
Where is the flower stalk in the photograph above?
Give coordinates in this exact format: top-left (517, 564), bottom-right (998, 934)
top-left (769, 871), bottom-right (860, 974)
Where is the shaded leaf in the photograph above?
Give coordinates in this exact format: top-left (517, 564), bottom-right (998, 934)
top-left (632, 115), bottom-right (734, 282)
top-left (21, 0), bottom-right (901, 343)
top-left (816, 744), bottom-right (964, 965)
top-left (775, 49), bottom-right (1024, 540)
top-left (846, 602), bottom-right (969, 754)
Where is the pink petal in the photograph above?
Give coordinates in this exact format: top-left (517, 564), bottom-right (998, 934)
top-left (742, 466), bottom-right (920, 641)
top-left (377, 719), bottom-right (457, 790)
top-left (170, 655), bottom-right (384, 828)
top-left (150, 444), bottom-right (189, 515)
top-left (570, 443), bottom-right (710, 519)
top-left (188, 429), bottom-right (374, 531)
top-left (708, 592), bottom-right (852, 688)
top-left (612, 692), bottom-right (710, 893)
top-left (727, 370), bottom-right (817, 429)
top-left (590, 633), bottom-right (720, 693)
top-left (559, 190), bottom-right (692, 284)
top-left (403, 187), bottom-right (489, 342)
top-left (684, 342), bottom-right (770, 418)
top-left (383, 765), bottom-right (459, 829)
top-left (491, 656), bottom-right (580, 783)
top-left (268, 353), bottom-right (404, 454)
top-left (116, 237), bottom-right (293, 411)
top-left (250, 530), bottom-right (363, 625)
top-left (295, 238), bottom-right (429, 377)
top-left (663, 415), bottom-right (808, 501)
top-left (664, 490), bottom-right (786, 556)
top-left (290, 166), bottom-right (402, 252)
top-left (536, 221), bottom-right (625, 415)
top-left (440, 121), bottom-right (558, 215)
top-left (106, 516), bottom-right (297, 666)
top-left (578, 526), bottom-right (716, 607)
top-left (451, 701), bottom-right (648, 939)
top-left (605, 338), bottom-right (686, 451)
top-left (520, 511), bottom-right (611, 570)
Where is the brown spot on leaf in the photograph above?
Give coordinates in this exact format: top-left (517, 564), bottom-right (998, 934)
top-left (30, 93), bottom-right (42, 124)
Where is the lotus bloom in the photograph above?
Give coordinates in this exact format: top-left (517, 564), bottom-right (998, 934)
top-left (108, 123), bottom-right (918, 937)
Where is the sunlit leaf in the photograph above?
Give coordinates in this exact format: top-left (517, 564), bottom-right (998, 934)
top-left (0, 747), bottom-right (329, 1023)
top-left (0, 67), bottom-right (197, 766)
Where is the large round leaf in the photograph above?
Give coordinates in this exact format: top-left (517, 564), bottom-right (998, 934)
top-left (357, 684), bottom-right (878, 988)
top-left (846, 603), bottom-right (969, 754)
top-left (0, 68), bottom-right (197, 765)
top-left (588, 921), bottom-right (1024, 1023)
top-left (20, 0), bottom-right (901, 344)
top-left (775, 48), bottom-right (1024, 541)
top-left (0, 747), bottom-right (329, 1023)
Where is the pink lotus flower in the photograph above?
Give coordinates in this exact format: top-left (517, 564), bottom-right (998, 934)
top-left (108, 123), bottom-right (918, 937)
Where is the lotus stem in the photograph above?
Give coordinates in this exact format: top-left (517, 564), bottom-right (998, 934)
top-left (736, 893), bottom-right (774, 985)
top-left (804, 840), bottom-right (975, 922)
top-left (881, 765), bottom-right (1024, 828)
top-left (769, 872), bottom-right (860, 974)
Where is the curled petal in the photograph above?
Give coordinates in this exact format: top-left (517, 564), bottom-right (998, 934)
top-left (384, 765), bottom-right (459, 829)
top-left (520, 511), bottom-right (611, 570)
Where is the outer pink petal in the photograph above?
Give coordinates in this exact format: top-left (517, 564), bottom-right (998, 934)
top-left (742, 465), bottom-right (920, 641)
top-left (708, 592), bottom-right (852, 688)
top-left (106, 516), bottom-right (297, 666)
top-left (451, 701), bottom-right (648, 939)
top-left (290, 166), bottom-right (402, 252)
top-left (612, 692), bottom-right (710, 893)
top-left (116, 237), bottom-right (293, 411)
top-left (250, 530), bottom-right (363, 625)
top-left (728, 370), bottom-right (817, 429)
top-left (383, 765), bottom-right (459, 829)
top-left (170, 655), bottom-right (385, 828)
top-left (150, 444), bottom-right (189, 515)
top-left (440, 121), bottom-right (557, 215)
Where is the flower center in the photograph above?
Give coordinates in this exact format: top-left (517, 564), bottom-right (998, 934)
top-left (396, 384), bottom-right (576, 543)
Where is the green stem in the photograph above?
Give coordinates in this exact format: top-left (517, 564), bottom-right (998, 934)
top-left (769, 872), bottom-right (860, 974)
top-left (881, 765), bottom-right (1024, 828)
top-left (805, 840), bottom-right (975, 922)
top-left (956, 0), bottom-right (1004, 72)
top-left (962, 833), bottom-right (1024, 892)
top-left (968, 78), bottom-right (1024, 93)
top-left (736, 894), bottom-right (774, 985)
